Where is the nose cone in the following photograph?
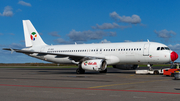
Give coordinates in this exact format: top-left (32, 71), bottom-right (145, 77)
top-left (171, 51), bottom-right (178, 61)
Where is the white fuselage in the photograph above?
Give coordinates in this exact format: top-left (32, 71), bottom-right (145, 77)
top-left (25, 41), bottom-right (172, 65)
top-left (4, 20), bottom-right (178, 73)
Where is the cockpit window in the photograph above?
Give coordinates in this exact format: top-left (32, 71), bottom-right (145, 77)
top-left (161, 47), bottom-right (165, 50)
top-left (157, 47), bottom-right (170, 51)
top-left (157, 47), bottom-right (160, 50)
top-left (165, 47), bottom-right (170, 50)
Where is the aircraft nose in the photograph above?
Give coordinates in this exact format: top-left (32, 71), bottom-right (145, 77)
top-left (171, 51), bottom-right (178, 61)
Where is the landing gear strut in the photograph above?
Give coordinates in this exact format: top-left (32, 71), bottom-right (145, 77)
top-left (147, 64), bottom-right (153, 70)
top-left (76, 63), bottom-right (85, 74)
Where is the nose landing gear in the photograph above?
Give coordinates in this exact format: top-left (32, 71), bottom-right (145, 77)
top-left (147, 64), bottom-right (153, 70)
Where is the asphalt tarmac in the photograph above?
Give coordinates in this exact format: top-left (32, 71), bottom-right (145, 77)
top-left (0, 67), bottom-right (180, 101)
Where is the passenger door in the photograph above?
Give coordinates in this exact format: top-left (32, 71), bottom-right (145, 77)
top-left (143, 43), bottom-right (150, 56)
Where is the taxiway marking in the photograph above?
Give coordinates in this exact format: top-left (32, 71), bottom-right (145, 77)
top-left (88, 79), bottom-right (170, 88)
top-left (0, 84), bottom-right (180, 95)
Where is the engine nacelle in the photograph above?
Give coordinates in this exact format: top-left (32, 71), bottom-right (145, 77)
top-left (81, 59), bottom-right (107, 71)
top-left (113, 64), bottom-right (139, 70)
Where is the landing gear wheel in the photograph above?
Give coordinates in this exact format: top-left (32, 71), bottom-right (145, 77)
top-left (76, 68), bottom-right (85, 74)
top-left (99, 68), bottom-right (107, 73)
top-left (153, 70), bottom-right (159, 75)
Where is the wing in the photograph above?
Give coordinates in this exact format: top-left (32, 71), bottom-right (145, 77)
top-left (3, 48), bottom-right (105, 62)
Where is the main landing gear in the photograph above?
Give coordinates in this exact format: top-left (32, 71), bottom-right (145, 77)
top-left (76, 68), bottom-right (85, 74)
top-left (99, 68), bottom-right (107, 73)
top-left (76, 63), bottom-right (85, 74)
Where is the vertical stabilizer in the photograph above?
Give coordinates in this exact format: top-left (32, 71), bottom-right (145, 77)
top-left (23, 20), bottom-right (46, 47)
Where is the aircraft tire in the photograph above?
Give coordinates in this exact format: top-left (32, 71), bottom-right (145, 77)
top-left (99, 68), bottom-right (107, 73)
top-left (76, 68), bottom-right (85, 74)
top-left (153, 70), bottom-right (159, 75)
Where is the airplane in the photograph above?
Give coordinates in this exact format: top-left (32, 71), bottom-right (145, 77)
top-left (3, 20), bottom-right (179, 74)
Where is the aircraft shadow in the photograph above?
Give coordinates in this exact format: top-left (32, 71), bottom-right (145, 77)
top-left (12, 67), bottom-right (136, 74)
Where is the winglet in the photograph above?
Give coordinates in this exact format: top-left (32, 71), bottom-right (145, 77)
top-left (10, 48), bottom-right (14, 54)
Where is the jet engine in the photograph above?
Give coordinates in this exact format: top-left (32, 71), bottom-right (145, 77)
top-left (81, 59), bottom-right (107, 71)
top-left (113, 64), bottom-right (139, 70)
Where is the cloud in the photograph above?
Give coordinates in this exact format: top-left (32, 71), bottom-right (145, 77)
top-left (9, 43), bottom-right (24, 48)
top-left (136, 39), bottom-right (144, 42)
top-left (154, 29), bottom-right (176, 38)
top-left (67, 30), bottom-right (107, 42)
top-left (54, 38), bottom-right (73, 44)
top-left (124, 40), bottom-right (132, 42)
top-left (110, 11), bottom-right (141, 24)
top-left (168, 44), bottom-right (180, 50)
top-left (39, 33), bottom-right (43, 35)
top-left (21, 40), bottom-right (25, 42)
top-left (0, 44), bottom-right (4, 47)
top-left (140, 23), bottom-right (147, 27)
top-left (18, 1), bottom-right (31, 7)
top-left (0, 6), bottom-right (13, 17)
top-left (0, 33), bottom-right (3, 35)
top-left (109, 32), bottom-right (116, 36)
top-left (16, 9), bottom-right (22, 12)
top-left (91, 12), bottom-right (143, 30)
top-left (92, 23), bottom-right (132, 30)
top-left (54, 30), bottom-right (115, 44)
top-left (49, 31), bottom-right (60, 37)
top-left (100, 39), bottom-right (111, 43)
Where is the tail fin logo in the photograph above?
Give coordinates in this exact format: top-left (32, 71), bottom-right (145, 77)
top-left (30, 32), bottom-right (37, 41)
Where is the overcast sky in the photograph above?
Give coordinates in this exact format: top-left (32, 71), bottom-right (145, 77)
top-left (1, 0), bottom-right (180, 63)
